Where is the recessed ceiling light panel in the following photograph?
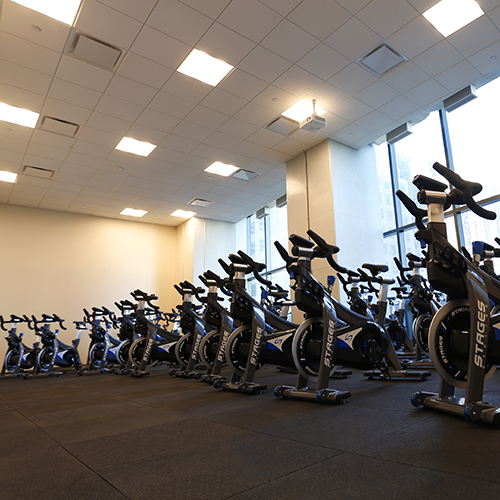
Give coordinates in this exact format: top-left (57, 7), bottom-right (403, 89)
top-left (177, 49), bottom-right (233, 86)
top-left (116, 137), bottom-right (157, 157)
top-left (205, 162), bottom-right (239, 177)
top-left (171, 210), bottom-right (196, 218)
top-left (423, 0), bottom-right (484, 37)
top-left (12, 0), bottom-right (83, 26)
top-left (281, 100), bottom-right (326, 122)
top-left (120, 208), bottom-right (147, 217)
top-left (0, 102), bottom-right (39, 128)
top-left (0, 171), bottom-right (17, 183)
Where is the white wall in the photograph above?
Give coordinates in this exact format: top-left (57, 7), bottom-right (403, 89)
top-left (0, 204), bottom-right (177, 358)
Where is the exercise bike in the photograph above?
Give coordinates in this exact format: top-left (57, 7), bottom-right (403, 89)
top-left (397, 162), bottom-right (500, 424)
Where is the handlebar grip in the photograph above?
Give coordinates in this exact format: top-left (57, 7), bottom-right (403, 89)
top-left (237, 250), bottom-right (272, 286)
top-left (307, 229), bottom-right (347, 274)
top-left (395, 190), bottom-right (426, 230)
top-left (274, 240), bottom-right (297, 266)
top-left (174, 284), bottom-right (183, 296)
top-left (433, 162), bottom-right (496, 220)
top-left (198, 275), bottom-right (209, 287)
top-left (218, 258), bottom-right (232, 276)
top-left (0, 316), bottom-right (6, 331)
top-left (53, 314), bottom-right (67, 330)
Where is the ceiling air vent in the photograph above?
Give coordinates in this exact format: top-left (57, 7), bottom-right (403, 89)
top-left (189, 198), bottom-right (213, 208)
top-left (40, 116), bottom-right (79, 137)
top-left (23, 165), bottom-right (54, 180)
top-left (276, 194), bottom-right (287, 208)
top-left (66, 32), bottom-right (123, 71)
top-left (356, 43), bottom-right (407, 77)
top-left (444, 85), bottom-right (477, 112)
top-left (256, 206), bottom-right (270, 219)
top-left (231, 169), bottom-right (259, 181)
top-left (265, 115), bottom-right (299, 136)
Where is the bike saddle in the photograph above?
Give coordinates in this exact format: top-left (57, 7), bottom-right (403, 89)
top-left (362, 263), bottom-right (389, 276)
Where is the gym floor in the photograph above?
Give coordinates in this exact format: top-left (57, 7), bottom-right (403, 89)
top-left (2, 366), bottom-right (500, 500)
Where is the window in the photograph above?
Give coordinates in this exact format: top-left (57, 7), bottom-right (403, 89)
top-left (246, 204), bottom-right (289, 300)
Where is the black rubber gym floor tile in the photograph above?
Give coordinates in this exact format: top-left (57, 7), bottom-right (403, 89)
top-left (226, 452), bottom-right (500, 500)
top-left (0, 421), bottom-right (56, 459)
top-left (35, 400), bottom-right (189, 444)
top-left (97, 424), bottom-right (341, 500)
top-left (0, 445), bottom-right (128, 500)
top-left (348, 414), bottom-right (500, 483)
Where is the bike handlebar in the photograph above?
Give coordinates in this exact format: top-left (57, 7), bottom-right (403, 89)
top-left (306, 229), bottom-right (347, 274)
top-left (395, 190), bottom-right (427, 230)
top-left (237, 250), bottom-right (272, 287)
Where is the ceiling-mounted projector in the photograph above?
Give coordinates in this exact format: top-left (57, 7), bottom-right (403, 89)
top-left (299, 114), bottom-right (327, 132)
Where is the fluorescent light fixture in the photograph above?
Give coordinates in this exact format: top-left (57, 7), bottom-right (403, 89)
top-left (12, 0), bottom-right (82, 26)
top-left (120, 208), bottom-right (147, 217)
top-left (0, 102), bottom-right (39, 128)
top-left (281, 100), bottom-right (326, 122)
top-left (423, 0), bottom-right (484, 37)
top-left (177, 49), bottom-right (233, 86)
top-left (204, 162), bottom-right (239, 177)
top-left (115, 137), bottom-right (157, 157)
top-left (171, 210), bottom-right (196, 218)
top-left (0, 171), bottom-right (17, 183)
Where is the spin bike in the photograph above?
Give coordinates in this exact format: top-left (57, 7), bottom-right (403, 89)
top-left (397, 162), bottom-right (500, 424)
top-left (1, 315), bottom-right (40, 377)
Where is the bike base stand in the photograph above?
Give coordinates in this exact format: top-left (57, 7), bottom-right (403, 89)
top-left (215, 380), bottom-right (267, 394)
top-left (274, 385), bottom-right (351, 404)
top-left (412, 391), bottom-right (500, 425)
top-left (364, 369), bottom-right (431, 380)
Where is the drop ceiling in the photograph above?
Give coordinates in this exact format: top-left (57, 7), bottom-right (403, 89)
top-left (0, 0), bottom-right (500, 226)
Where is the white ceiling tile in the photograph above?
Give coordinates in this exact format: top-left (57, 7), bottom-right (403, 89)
top-left (218, 69), bottom-right (269, 100)
top-left (96, 0), bottom-right (159, 21)
top-left (0, 59), bottom-right (52, 96)
top-left (468, 40), bottom-right (500, 74)
top-left (332, 97), bottom-right (373, 122)
top-left (0, 82), bottom-right (45, 112)
top-left (117, 53), bottom-right (173, 90)
top-left (26, 142), bottom-right (68, 161)
top-left (190, 143), bottom-right (225, 161)
top-left (78, 126), bottom-right (122, 148)
top-left (126, 124), bottom-right (167, 145)
top-left (161, 72), bottom-right (212, 103)
top-left (354, 109), bottom-right (395, 132)
top-left (250, 84), bottom-right (297, 114)
top-left (48, 79), bottom-right (102, 110)
top-left (404, 79), bottom-right (449, 107)
top-left (148, 0), bottom-right (212, 45)
top-left (247, 129), bottom-right (286, 148)
top-left (355, 81), bottom-right (400, 108)
top-left (0, 148), bottom-right (24, 164)
top-left (218, 0), bottom-right (283, 43)
top-left (95, 95), bottom-right (144, 121)
top-left (86, 113), bottom-right (133, 136)
top-left (30, 129), bottom-right (75, 151)
top-left (238, 46), bottom-right (292, 83)
top-left (167, 164), bottom-right (200, 180)
top-left (406, 0), bottom-right (439, 13)
top-left (335, 0), bottom-right (373, 15)
top-left (357, 0), bottom-right (419, 39)
top-left (69, 202), bottom-right (101, 214)
top-left (316, 112), bottom-right (350, 135)
top-left (42, 97), bottom-right (93, 127)
top-left (16, 174), bottom-right (51, 189)
top-left (203, 132), bottom-right (242, 150)
top-left (107, 150), bottom-right (145, 168)
top-left (382, 62), bottom-right (430, 93)
top-left (121, 175), bottom-right (155, 189)
top-left (333, 123), bottom-right (370, 145)
top-left (258, 0), bottom-right (302, 16)
top-left (140, 158), bottom-right (176, 173)
top-left (434, 60), bottom-right (483, 92)
top-left (413, 40), bottom-right (465, 77)
top-left (178, 0), bottom-right (232, 19)
top-left (56, 56), bottom-right (114, 92)
top-left (261, 19), bottom-right (320, 63)
top-left (480, 0), bottom-right (500, 12)
top-left (106, 75), bottom-right (158, 107)
top-left (386, 15), bottom-right (444, 59)
top-left (288, 0), bottom-right (352, 41)
top-left (60, 161), bottom-right (98, 176)
top-left (448, 15), bottom-right (500, 59)
top-left (53, 172), bottom-right (89, 186)
top-left (378, 95), bottom-right (421, 120)
top-left (273, 66), bottom-right (323, 98)
top-left (130, 167), bottom-right (167, 182)
top-left (234, 102), bottom-right (278, 128)
top-left (23, 154), bottom-right (62, 172)
top-left (0, 31), bottom-right (60, 76)
top-left (220, 151), bottom-right (252, 168)
top-left (297, 43), bottom-right (350, 81)
top-left (170, 121), bottom-right (213, 143)
top-left (258, 149), bottom-right (292, 163)
top-left (305, 82), bottom-right (350, 112)
top-left (217, 118), bottom-right (260, 139)
top-left (132, 26), bottom-right (191, 70)
top-left (148, 92), bottom-right (197, 119)
top-left (149, 146), bottom-right (185, 164)
top-left (263, 136), bottom-right (303, 156)
top-left (329, 63), bottom-right (378, 94)
top-left (200, 88), bottom-right (247, 116)
top-left (84, 178), bottom-right (120, 191)
top-left (76, 0), bottom-right (143, 49)
top-left (197, 22), bottom-right (257, 66)
top-left (160, 134), bottom-right (198, 154)
top-left (71, 140), bottom-right (113, 159)
top-left (185, 105), bottom-right (230, 129)
top-left (136, 109), bottom-right (181, 134)
top-left (10, 195), bottom-right (43, 207)
top-left (0, 1), bottom-right (71, 52)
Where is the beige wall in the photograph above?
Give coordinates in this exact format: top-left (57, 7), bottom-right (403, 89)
top-left (0, 203), bottom-right (177, 357)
